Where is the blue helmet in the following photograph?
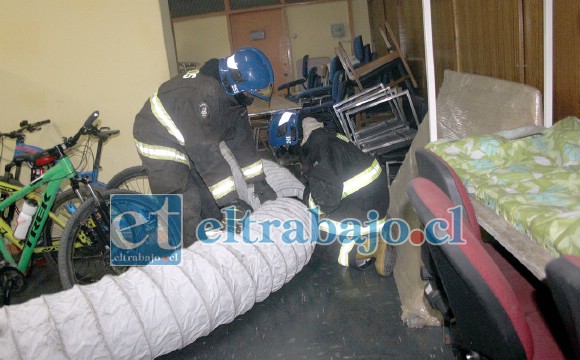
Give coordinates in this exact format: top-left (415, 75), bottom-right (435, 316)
top-left (219, 47), bottom-right (274, 102)
top-left (268, 110), bottom-right (300, 148)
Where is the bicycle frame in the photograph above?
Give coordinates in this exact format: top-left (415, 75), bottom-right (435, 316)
top-left (12, 139), bottom-right (107, 187)
top-left (0, 156), bottom-right (76, 273)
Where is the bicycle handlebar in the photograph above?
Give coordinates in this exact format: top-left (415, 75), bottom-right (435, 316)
top-left (62, 110), bottom-right (100, 150)
top-left (83, 110), bottom-right (100, 129)
top-left (19, 119), bottom-right (51, 132)
top-left (6, 110), bottom-right (119, 163)
top-left (0, 119), bottom-right (51, 139)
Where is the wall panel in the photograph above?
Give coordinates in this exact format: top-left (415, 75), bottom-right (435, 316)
top-left (523, 0), bottom-right (543, 93)
top-left (554, 0), bottom-right (580, 120)
top-left (454, 0), bottom-right (522, 82)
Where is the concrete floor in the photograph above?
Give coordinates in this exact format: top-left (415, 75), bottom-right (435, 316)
top-left (9, 252), bottom-right (454, 359)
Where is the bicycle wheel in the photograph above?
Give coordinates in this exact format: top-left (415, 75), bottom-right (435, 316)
top-left (106, 165), bottom-right (150, 194)
top-left (58, 188), bottom-right (137, 289)
top-left (58, 188), bottom-right (180, 289)
top-left (41, 187), bottom-right (95, 250)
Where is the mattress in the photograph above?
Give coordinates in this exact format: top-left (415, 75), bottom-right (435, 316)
top-left (426, 117), bottom-right (580, 257)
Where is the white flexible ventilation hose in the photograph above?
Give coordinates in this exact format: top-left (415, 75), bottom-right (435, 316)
top-left (0, 155), bottom-right (313, 359)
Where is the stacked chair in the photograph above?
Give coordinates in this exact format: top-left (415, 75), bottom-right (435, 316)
top-left (277, 54), bottom-right (323, 101)
top-left (300, 61), bottom-right (349, 130)
top-left (330, 21), bottom-right (424, 183)
top-left (353, 35), bottom-right (365, 65)
top-left (378, 20), bottom-right (418, 95)
top-left (332, 83), bottom-right (419, 157)
top-left (296, 56), bottom-right (343, 107)
top-left (406, 148), bottom-right (569, 359)
top-left (277, 54), bottom-right (310, 97)
top-left (353, 35), bottom-right (376, 66)
top-left (335, 20), bottom-right (417, 94)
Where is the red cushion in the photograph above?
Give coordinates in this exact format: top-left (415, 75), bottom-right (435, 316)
top-left (411, 178), bottom-right (535, 359)
top-left (428, 150), bottom-right (482, 242)
top-left (563, 254), bottom-right (580, 267)
top-left (525, 311), bottom-right (566, 360)
top-left (483, 243), bottom-right (538, 314)
top-left (482, 242), bottom-right (513, 272)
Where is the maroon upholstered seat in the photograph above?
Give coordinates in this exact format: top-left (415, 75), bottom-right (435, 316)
top-left (415, 148), bottom-right (538, 308)
top-left (415, 148), bottom-right (481, 241)
top-left (407, 177), bottom-right (565, 359)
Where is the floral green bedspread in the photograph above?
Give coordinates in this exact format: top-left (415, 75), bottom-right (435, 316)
top-left (426, 117), bottom-right (580, 257)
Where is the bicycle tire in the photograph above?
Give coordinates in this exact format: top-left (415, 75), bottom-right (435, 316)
top-left (58, 188), bottom-right (138, 289)
top-left (41, 187), bottom-right (95, 250)
top-left (106, 165), bottom-right (150, 194)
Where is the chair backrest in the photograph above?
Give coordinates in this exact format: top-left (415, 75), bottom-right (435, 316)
top-left (301, 54), bottom-right (310, 79)
top-left (407, 177), bottom-right (534, 359)
top-left (331, 70), bottom-right (346, 102)
top-left (335, 37), bottom-right (412, 92)
top-left (353, 35), bottom-right (365, 63)
top-left (328, 56), bottom-right (342, 84)
top-left (381, 19), bottom-right (418, 89)
top-left (306, 67), bottom-right (320, 89)
top-left (335, 41), bottom-right (361, 89)
top-left (546, 255), bottom-right (580, 359)
top-left (415, 148), bottom-right (481, 242)
top-left (363, 44), bottom-right (372, 64)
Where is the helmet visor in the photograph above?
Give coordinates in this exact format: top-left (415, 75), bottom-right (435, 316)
top-left (252, 83), bottom-right (273, 103)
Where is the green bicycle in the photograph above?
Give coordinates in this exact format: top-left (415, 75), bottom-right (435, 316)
top-left (0, 111), bottom-right (128, 305)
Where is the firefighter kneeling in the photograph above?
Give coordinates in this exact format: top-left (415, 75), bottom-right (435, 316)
top-left (268, 112), bottom-right (396, 275)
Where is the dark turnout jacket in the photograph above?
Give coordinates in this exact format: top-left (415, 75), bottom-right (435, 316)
top-left (133, 60), bottom-right (265, 208)
top-left (301, 128), bottom-right (389, 223)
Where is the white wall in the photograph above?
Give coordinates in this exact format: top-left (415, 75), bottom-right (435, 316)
top-left (171, 0), bottom-right (372, 82)
top-left (173, 15), bottom-right (231, 65)
top-left (0, 0), bottom-right (171, 181)
top-left (286, 1), bottom-right (350, 62)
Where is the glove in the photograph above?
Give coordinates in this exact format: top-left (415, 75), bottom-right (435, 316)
top-left (220, 198), bottom-right (253, 234)
top-left (253, 180), bottom-right (277, 203)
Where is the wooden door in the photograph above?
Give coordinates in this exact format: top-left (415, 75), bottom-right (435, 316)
top-left (229, 9), bottom-right (291, 94)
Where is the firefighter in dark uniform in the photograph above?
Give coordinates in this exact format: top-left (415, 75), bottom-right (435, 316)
top-left (134, 47), bottom-right (277, 246)
top-left (268, 113), bottom-right (392, 271)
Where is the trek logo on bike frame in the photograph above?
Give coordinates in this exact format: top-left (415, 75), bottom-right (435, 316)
top-left (29, 191), bottom-right (54, 241)
top-left (110, 194), bottom-right (182, 266)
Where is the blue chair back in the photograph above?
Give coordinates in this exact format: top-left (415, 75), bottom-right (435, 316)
top-left (353, 35), bottom-right (364, 63)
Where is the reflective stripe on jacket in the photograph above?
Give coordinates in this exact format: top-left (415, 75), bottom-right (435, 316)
top-left (133, 67), bottom-right (265, 206)
top-left (302, 127), bottom-right (390, 223)
top-left (308, 159), bottom-right (382, 209)
top-left (241, 159), bottom-right (264, 181)
top-left (134, 140), bottom-right (190, 167)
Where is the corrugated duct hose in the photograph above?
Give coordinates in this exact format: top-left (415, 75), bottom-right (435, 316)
top-left (0, 144), bottom-right (314, 359)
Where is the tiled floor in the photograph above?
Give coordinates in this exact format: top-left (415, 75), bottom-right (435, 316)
top-left (10, 252), bottom-right (454, 359)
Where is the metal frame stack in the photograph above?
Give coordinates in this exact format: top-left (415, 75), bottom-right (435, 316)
top-left (332, 83), bottom-right (419, 156)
